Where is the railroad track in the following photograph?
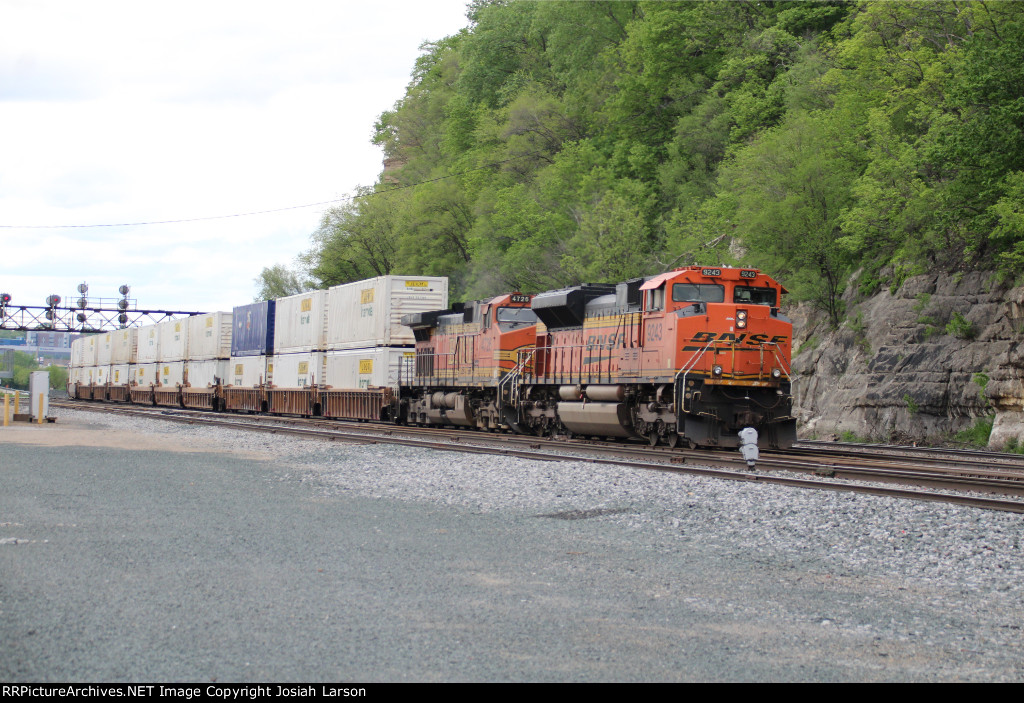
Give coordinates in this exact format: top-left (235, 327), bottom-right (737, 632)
top-left (52, 399), bottom-right (1024, 514)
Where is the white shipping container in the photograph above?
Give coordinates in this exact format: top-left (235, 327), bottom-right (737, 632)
top-left (97, 332), bottom-right (114, 365)
top-left (273, 290), bottom-right (328, 354)
top-left (82, 366), bottom-right (98, 384)
top-left (326, 275), bottom-right (448, 350)
top-left (271, 352), bottom-right (323, 388)
top-left (110, 364), bottom-right (131, 386)
top-left (159, 361), bottom-right (185, 387)
top-left (110, 328), bottom-right (139, 365)
top-left (227, 355), bottom-right (270, 387)
top-left (69, 338), bottom-right (82, 368)
top-left (187, 312), bottom-right (232, 360)
top-left (323, 347), bottom-right (413, 390)
top-left (137, 325), bottom-right (160, 363)
top-left (135, 363), bottom-right (158, 387)
top-left (80, 336), bottom-right (100, 367)
top-left (69, 367), bottom-right (82, 385)
top-left (185, 359), bottom-right (230, 388)
top-left (157, 318), bottom-right (189, 362)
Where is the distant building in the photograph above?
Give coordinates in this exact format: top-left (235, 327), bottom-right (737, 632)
top-left (26, 331), bottom-right (78, 348)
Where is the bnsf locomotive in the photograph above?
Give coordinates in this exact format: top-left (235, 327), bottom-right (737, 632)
top-left (400, 266), bottom-right (795, 449)
top-left (69, 266), bottom-right (795, 451)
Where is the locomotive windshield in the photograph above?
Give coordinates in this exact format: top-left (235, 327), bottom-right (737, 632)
top-left (496, 306), bottom-right (537, 330)
top-left (672, 283), bottom-right (724, 303)
top-left (733, 286), bottom-right (777, 306)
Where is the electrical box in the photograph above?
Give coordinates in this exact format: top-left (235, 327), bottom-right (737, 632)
top-left (29, 371), bottom-right (49, 421)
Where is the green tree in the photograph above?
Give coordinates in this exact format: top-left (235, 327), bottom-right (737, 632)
top-left (722, 110), bottom-right (862, 326)
top-left (254, 264), bottom-right (310, 302)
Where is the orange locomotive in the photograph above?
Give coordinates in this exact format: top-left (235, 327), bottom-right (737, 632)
top-left (400, 266), bottom-right (795, 450)
top-left (400, 292), bottom-right (538, 430)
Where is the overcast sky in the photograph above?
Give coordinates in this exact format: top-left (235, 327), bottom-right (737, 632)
top-left (0, 0), bottom-right (470, 317)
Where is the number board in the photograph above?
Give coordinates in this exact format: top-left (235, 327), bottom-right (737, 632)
top-left (701, 268), bottom-right (722, 277)
top-left (509, 294), bottom-right (531, 304)
top-left (740, 270), bottom-right (758, 279)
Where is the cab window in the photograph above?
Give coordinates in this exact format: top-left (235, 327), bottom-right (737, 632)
top-left (672, 283), bottom-right (724, 303)
top-left (733, 286), bottom-right (777, 306)
top-left (496, 306), bottom-right (537, 331)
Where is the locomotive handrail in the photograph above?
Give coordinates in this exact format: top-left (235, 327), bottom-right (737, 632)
top-left (405, 351), bottom-right (458, 384)
top-left (676, 339), bottom-right (717, 416)
top-left (524, 342), bottom-right (620, 385)
top-left (675, 340), bottom-right (792, 417)
top-left (499, 348), bottom-right (537, 407)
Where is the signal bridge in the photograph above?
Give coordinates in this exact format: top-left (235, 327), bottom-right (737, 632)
top-left (0, 289), bottom-right (205, 333)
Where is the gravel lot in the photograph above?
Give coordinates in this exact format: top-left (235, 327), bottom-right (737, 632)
top-left (2, 407), bottom-right (1023, 681)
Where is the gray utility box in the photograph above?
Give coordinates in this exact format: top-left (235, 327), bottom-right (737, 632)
top-left (29, 371), bottom-right (49, 421)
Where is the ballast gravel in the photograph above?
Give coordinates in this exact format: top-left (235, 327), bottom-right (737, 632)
top-left (4, 408), bottom-right (1024, 682)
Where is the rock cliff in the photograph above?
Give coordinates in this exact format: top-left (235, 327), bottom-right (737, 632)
top-left (790, 271), bottom-right (1024, 448)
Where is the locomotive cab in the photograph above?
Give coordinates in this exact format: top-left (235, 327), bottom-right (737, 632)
top-left (640, 266), bottom-right (795, 448)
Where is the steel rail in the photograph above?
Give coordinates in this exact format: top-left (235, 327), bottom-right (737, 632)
top-left (52, 400), bottom-right (1024, 514)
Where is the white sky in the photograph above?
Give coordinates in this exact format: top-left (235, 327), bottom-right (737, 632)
top-left (0, 0), bottom-right (470, 316)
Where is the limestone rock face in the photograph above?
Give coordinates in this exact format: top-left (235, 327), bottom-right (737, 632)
top-left (790, 272), bottom-right (1024, 448)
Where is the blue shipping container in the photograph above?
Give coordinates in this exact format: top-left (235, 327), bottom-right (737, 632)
top-left (231, 300), bottom-right (276, 356)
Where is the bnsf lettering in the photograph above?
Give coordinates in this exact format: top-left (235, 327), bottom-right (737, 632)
top-left (690, 332), bottom-right (787, 345)
top-left (587, 332), bottom-right (626, 347)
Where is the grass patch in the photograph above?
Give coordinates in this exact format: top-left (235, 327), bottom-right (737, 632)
top-left (954, 416), bottom-right (994, 447)
top-left (1004, 437), bottom-right (1024, 454)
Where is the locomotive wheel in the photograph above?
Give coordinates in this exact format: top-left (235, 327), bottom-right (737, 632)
top-left (666, 434), bottom-right (680, 449)
top-left (648, 432), bottom-right (659, 447)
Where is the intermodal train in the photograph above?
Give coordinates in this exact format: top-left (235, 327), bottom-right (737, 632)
top-left (68, 266), bottom-right (796, 451)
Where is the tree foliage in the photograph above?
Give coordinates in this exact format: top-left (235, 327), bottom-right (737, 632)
top-left (292, 0), bottom-right (1024, 322)
top-left (254, 264), bottom-right (310, 302)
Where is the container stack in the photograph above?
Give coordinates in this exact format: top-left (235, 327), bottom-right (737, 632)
top-left (107, 328), bottom-right (138, 401)
top-left (319, 275), bottom-right (447, 420)
top-left (224, 300), bottom-right (276, 412)
top-left (183, 312), bottom-right (232, 409)
top-left (81, 334), bottom-right (101, 398)
top-left (68, 337), bottom-right (84, 397)
top-left (270, 290), bottom-right (329, 414)
top-left (273, 290), bottom-right (328, 385)
top-left (323, 276), bottom-right (447, 391)
top-left (131, 324), bottom-right (160, 403)
top-left (96, 331), bottom-right (113, 395)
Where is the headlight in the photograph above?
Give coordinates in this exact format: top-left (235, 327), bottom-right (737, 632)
top-left (772, 368), bottom-right (782, 379)
top-left (712, 365), bottom-right (724, 377)
top-left (736, 310), bottom-right (748, 329)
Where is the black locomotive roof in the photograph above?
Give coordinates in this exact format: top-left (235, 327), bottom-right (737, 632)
top-left (531, 283), bottom-right (616, 329)
top-left (401, 302), bottom-right (465, 329)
